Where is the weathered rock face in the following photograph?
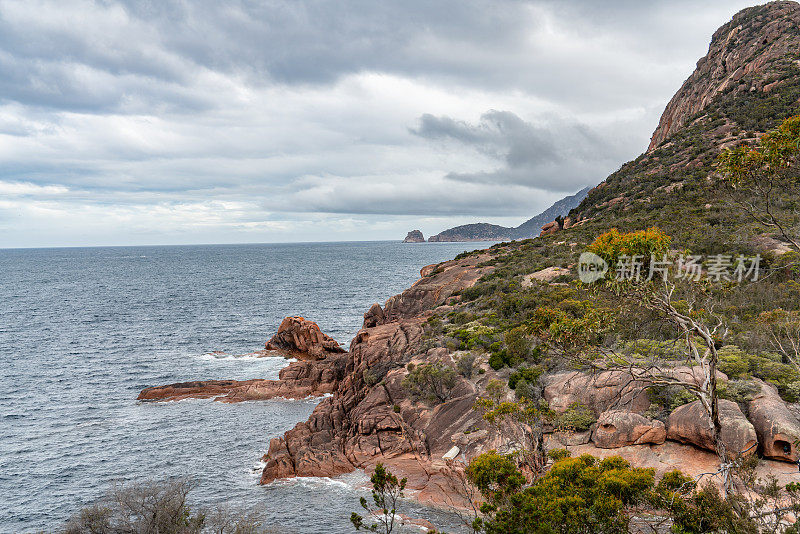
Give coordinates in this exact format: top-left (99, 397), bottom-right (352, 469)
top-left (749, 379), bottom-right (800, 462)
top-left (265, 316), bottom-right (346, 360)
top-left (381, 252), bottom-right (494, 322)
top-left (539, 220), bottom-right (559, 236)
top-left (592, 410), bottom-right (666, 449)
top-left (521, 266), bottom-right (571, 286)
top-left (543, 367), bottom-right (728, 416)
top-left (667, 399), bottom-right (757, 458)
top-left (648, 1), bottom-right (800, 151)
top-left (260, 253), bottom-right (500, 503)
top-left (403, 230), bottom-right (425, 243)
top-left (362, 303), bottom-right (386, 328)
top-left (138, 380), bottom-right (261, 402)
top-left (261, 319), bottom-right (431, 483)
top-left (543, 370), bottom-right (652, 415)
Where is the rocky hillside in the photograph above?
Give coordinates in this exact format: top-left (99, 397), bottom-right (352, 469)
top-left (424, 186), bottom-right (590, 242)
top-left (567, 1), bottom-right (800, 250)
top-left (511, 186), bottom-right (591, 238)
top-left (427, 222), bottom-right (512, 242)
top-left (649, 1), bottom-right (800, 150)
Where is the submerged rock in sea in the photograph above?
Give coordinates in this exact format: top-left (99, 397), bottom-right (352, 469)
top-left (265, 316), bottom-right (346, 360)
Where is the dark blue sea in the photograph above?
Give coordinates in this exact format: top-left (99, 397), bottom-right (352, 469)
top-left (0, 241), bottom-right (494, 533)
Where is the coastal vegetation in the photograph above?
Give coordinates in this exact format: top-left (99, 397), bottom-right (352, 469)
top-left (63, 480), bottom-right (274, 534)
top-left (399, 113), bottom-right (800, 532)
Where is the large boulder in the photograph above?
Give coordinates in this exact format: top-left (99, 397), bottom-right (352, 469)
top-left (749, 379), bottom-right (800, 462)
top-left (543, 370), bottom-right (651, 415)
top-left (521, 267), bottom-right (571, 287)
top-left (543, 367), bottom-right (728, 416)
top-left (265, 316), bottom-right (346, 360)
top-left (667, 399), bottom-right (757, 458)
top-left (363, 303), bottom-right (386, 328)
top-left (592, 410), bottom-right (666, 448)
top-left (540, 220), bottom-right (559, 236)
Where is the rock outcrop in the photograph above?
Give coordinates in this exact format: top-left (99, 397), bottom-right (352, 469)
top-left (592, 410), bottom-right (666, 448)
top-left (521, 266), bottom-right (571, 286)
top-left (667, 399), bottom-right (757, 458)
top-left (381, 252), bottom-right (493, 322)
top-left (543, 370), bottom-right (652, 415)
top-left (260, 254), bottom-right (498, 504)
top-left (265, 316), bottom-right (346, 360)
top-left (543, 367), bottom-right (727, 416)
top-left (749, 379), bottom-right (800, 462)
top-left (362, 303), bottom-right (386, 328)
top-left (539, 220), bottom-right (561, 237)
top-left (403, 230), bottom-right (425, 243)
top-left (138, 355), bottom-right (348, 402)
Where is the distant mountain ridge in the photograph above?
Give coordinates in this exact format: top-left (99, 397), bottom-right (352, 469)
top-left (425, 186), bottom-right (591, 242)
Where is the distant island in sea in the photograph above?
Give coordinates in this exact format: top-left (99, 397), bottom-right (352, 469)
top-left (403, 186), bottom-right (590, 242)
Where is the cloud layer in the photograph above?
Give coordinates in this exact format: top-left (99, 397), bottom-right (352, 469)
top-left (0, 0), bottom-right (758, 247)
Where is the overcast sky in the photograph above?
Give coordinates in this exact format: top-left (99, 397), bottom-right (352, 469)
top-left (0, 0), bottom-right (759, 247)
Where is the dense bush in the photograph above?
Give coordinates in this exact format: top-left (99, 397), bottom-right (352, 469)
top-left (401, 362), bottom-right (458, 404)
top-left (508, 366), bottom-right (542, 390)
top-left (587, 227), bottom-right (671, 278)
top-left (63, 479), bottom-right (273, 534)
top-left (456, 353), bottom-right (476, 378)
top-left (467, 453), bottom-right (655, 534)
top-left (555, 402), bottom-right (596, 432)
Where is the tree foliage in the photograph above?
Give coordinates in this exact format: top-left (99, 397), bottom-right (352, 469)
top-left (351, 463), bottom-right (407, 534)
top-left (587, 227), bottom-right (672, 276)
top-left (466, 453), bottom-right (655, 534)
top-left (401, 361), bottom-right (458, 404)
top-left (62, 479), bottom-right (272, 534)
top-left (717, 115), bottom-right (800, 251)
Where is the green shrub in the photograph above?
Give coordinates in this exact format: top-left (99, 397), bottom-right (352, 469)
top-left (556, 402), bottom-right (596, 432)
top-left (504, 327), bottom-right (533, 361)
top-left (456, 353), bottom-right (476, 378)
top-left (488, 351), bottom-right (506, 370)
top-left (548, 448), bottom-right (571, 461)
top-left (717, 345), bottom-right (751, 378)
top-left (401, 362), bottom-right (458, 404)
top-left (467, 453), bottom-right (655, 534)
top-left (718, 379), bottom-right (760, 405)
top-left (508, 366), bottom-right (542, 390)
top-left (648, 384), bottom-right (695, 411)
top-left (363, 369), bottom-right (380, 386)
top-left (513, 378), bottom-right (538, 400)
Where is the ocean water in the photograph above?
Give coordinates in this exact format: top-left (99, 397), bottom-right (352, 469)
top-left (0, 241), bottom-right (494, 533)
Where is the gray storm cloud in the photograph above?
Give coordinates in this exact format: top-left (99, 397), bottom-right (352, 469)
top-left (0, 0), bottom-right (760, 247)
top-left (411, 110), bottom-right (623, 191)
